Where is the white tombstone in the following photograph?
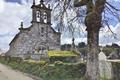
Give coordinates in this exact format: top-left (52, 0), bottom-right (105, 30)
top-left (99, 51), bottom-right (107, 61)
top-left (99, 48), bottom-right (112, 79)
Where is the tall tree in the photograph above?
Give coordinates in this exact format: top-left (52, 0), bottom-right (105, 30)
top-left (75, 0), bottom-right (106, 80)
top-left (74, 0), bottom-right (120, 80)
top-left (45, 0), bottom-right (120, 80)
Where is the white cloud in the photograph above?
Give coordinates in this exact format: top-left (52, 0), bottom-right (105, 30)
top-left (99, 23), bottom-right (120, 45)
top-left (0, 1), bottom-right (32, 51)
top-left (0, 0), bottom-right (5, 13)
top-left (0, 35), bottom-right (13, 51)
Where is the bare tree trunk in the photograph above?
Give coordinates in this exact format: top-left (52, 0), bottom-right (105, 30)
top-left (86, 29), bottom-right (100, 80)
top-left (74, 0), bottom-right (106, 79)
top-left (85, 11), bottom-right (102, 80)
top-left (84, 1), bottom-right (106, 80)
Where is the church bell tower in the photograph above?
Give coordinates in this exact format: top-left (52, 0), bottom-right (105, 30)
top-left (31, 0), bottom-right (52, 24)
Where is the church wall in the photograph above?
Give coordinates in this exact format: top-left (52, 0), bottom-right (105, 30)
top-left (8, 32), bottom-right (29, 57)
top-left (7, 23), bottom-right (61, 59)
top-left (47, 26), bottom-right (61, 50)
top-left (6, 0), bottom-right (61, 60)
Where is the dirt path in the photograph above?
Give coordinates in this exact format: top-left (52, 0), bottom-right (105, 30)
top-left (0, 63), bottom-right (37, 80)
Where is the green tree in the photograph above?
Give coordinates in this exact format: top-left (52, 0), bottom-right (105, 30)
top-left (111, 43), bottom-right (119, 48)
top-left (61, 44), bottom-right (71, 51)
top-left (78, 42), bottom-right (86, 48)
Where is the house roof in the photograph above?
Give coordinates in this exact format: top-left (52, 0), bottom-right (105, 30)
top-left (50, 26), bottom-right (61, 34)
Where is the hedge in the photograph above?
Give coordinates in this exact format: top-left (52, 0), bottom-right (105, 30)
top-left (48, 51), bottom-right (79, 57)
top-left (111, 62), bottom-right (120, 80)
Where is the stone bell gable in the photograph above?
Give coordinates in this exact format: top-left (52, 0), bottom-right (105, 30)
top-left (6, 0), bottom-right (61, 60)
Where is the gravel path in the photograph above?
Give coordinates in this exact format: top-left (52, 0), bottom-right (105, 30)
top-left (0, 63), bottom-right (36, 80)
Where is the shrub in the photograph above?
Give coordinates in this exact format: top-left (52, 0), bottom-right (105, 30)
top-left (48, 51), bottom-right (78, 57)
top-left (38, 61), bottom-right (47, 65)
top-left (112, 62), bottom-right (120, 80)
top-left (0, 57), bottom-right (86, 80)
top-left (24, 60), bottom-right (47, 66)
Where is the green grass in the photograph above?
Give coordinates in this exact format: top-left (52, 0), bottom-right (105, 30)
top-left (0, 57), bottom-right (85, 80)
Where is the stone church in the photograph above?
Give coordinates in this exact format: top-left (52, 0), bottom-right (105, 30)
top-left (6, 0), bottom-right (61, 60)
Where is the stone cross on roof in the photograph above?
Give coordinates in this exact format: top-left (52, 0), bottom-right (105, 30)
top-left (21, 22), bottom-right (23, 28)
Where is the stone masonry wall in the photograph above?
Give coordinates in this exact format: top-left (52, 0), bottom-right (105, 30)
top-left (7, 23), bottom-right (61, 60)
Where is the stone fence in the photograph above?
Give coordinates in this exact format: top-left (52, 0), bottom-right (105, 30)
top-left (17, 53), bottom-right (49, 61)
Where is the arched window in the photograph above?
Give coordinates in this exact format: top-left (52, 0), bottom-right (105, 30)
top-left (43, 12), bottom-right (47, 23)
top-left (36, 11), bottom-right (40, 22)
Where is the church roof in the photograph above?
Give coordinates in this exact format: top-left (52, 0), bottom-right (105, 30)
top-left (9, 33), bottom-right (20, 45)
top-left (50, 26), bottom-right (61, 34)
top-left (9, 25), bottom-right (33, 45)
top-left (9, 24), bottom-right (60, 45)
top-left (34, 4), bottom-right (52, 11)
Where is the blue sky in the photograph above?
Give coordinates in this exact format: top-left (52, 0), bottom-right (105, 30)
top-left (0, 0), bottom-right (120, 52)
top-left (5, 0), bottom-right (22, 4)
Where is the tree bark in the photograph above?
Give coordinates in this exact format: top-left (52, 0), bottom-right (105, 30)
top-left (84, 0), bottom-right (106, 80)
top-left (86, 29), bottom-right (100, 80)
top-left (74, 0), bottom-right (106, 80)
top-left (85, 8), bottom-right (101, 80)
